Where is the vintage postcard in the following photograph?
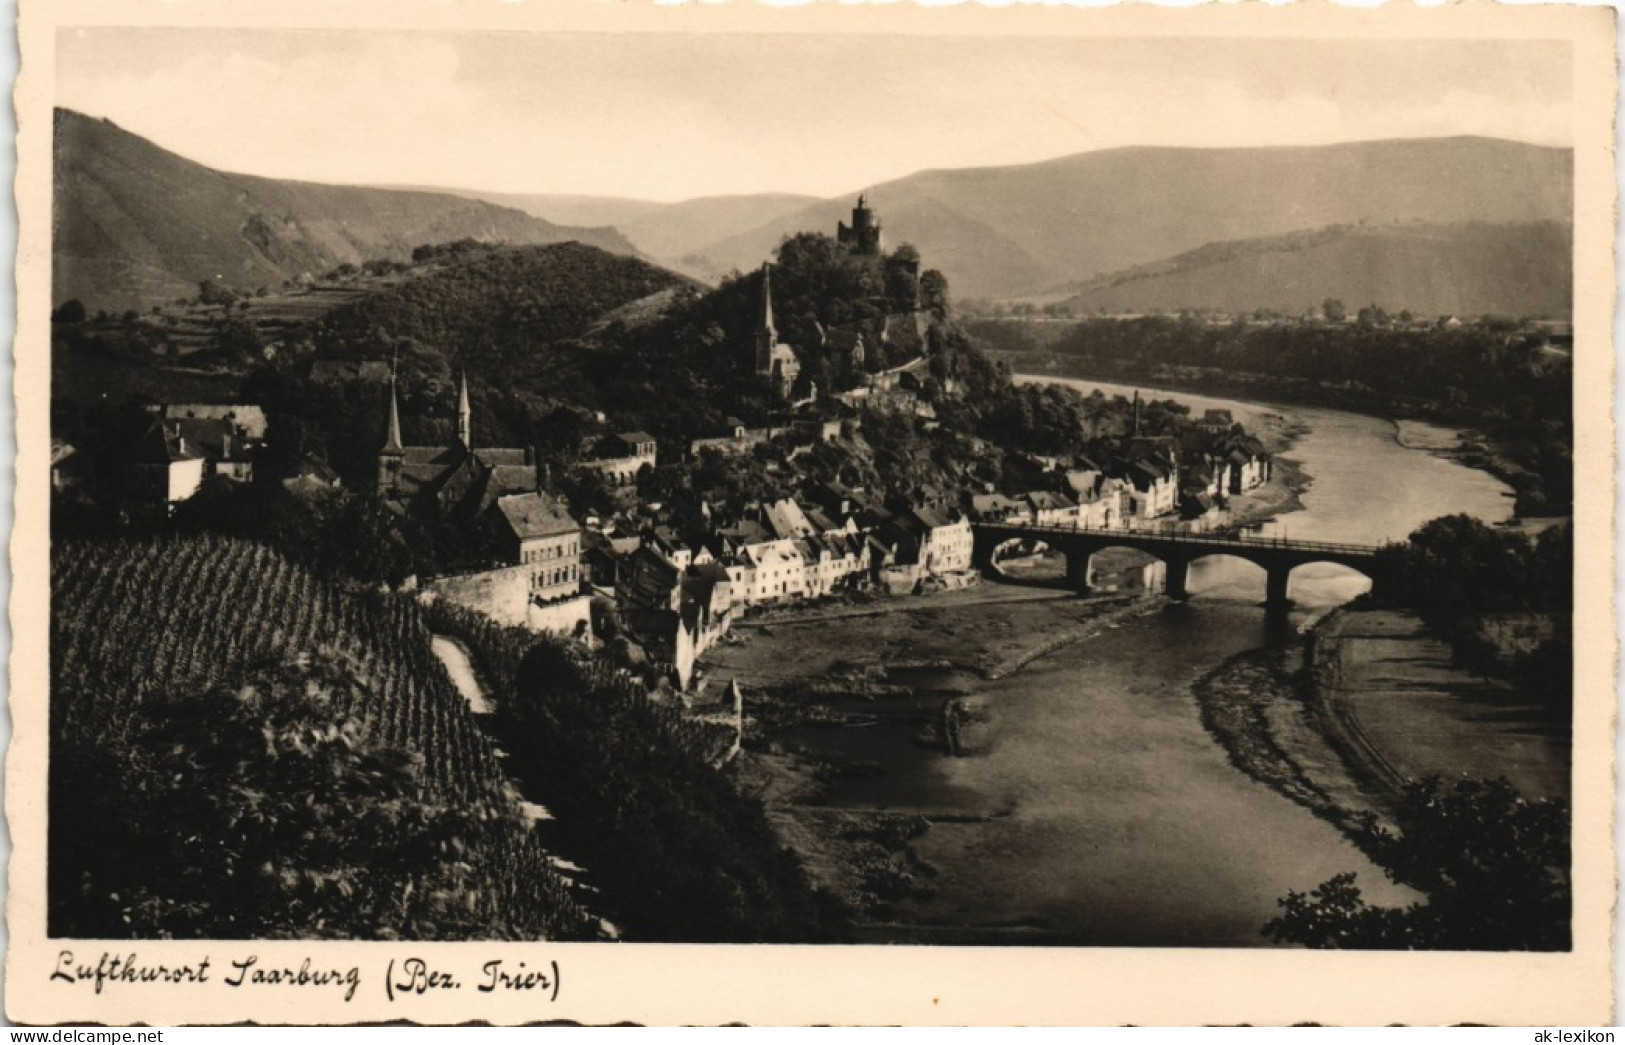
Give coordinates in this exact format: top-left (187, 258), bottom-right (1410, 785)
top-left (7, 0), bottom-right (1616, 1027)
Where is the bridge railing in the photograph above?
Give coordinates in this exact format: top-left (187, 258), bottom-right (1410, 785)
top-left (975, 520), bottom-right (1388, 557)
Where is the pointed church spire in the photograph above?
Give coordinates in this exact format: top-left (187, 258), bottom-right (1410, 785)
top-left (383, 358), bottom-right (404, 454)
top-left (758, 263), bottom-right (776, 340)
top-left (457, 370), bottom-right (472, 449)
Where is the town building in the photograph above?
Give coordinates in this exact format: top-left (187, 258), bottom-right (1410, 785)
top-left (496, 492), bottom-right (583, 605)
top-left (1023, 489), bottom-right (1080, 528)
top-left (129, 421), bottom-right (207, 511)
top-left (690, 418), bottom-right (782, 458)
top-left (1224, 437), bottom-right (1272, 493)
top-left (740, 538), bottom-right (808, 604)
top-left (282, 453), bottom-right (343, 495)
top-left (969, 493), bottom-right (1029, 525)
top-left (1197, 409), bottom-right (1235, 435)
top-left (147, 404), bottom-right (268, 483)
top-left (581, 431), bottom-right (658, 486)
top-left (1125, 462), bottom-right (1176, 521)
top-left (907, 506), bottom-right (974, 576)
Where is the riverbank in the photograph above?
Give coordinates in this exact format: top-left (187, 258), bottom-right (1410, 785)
top-left (1015, 361), bottom-right (1561, 519)
top-left (707, 585), bottom-right (1159, 685)
top-left (1190, 601), bottom-right (1571, 854)
top-left (1311, 606), bottom-right (1569, 802)
top-left (702, 585), bottom-right (1166, 922)
top-left (1216, 455), bottom-right (1309, 533)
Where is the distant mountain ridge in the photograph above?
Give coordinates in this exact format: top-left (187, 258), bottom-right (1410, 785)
top-left (433, 190), bottom-right (822, 277)
top-left (1052, 221), bottom-right (1573, 319)
top-left (53, 108), bottom-right (641, 312)
top-left (55, 110), bottom-right (1573, 317)
top-left (675, 137), bottom-right (1572, 302)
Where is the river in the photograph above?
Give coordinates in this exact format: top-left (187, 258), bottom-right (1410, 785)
top-left (781, 376), bottom-right (1516, 945)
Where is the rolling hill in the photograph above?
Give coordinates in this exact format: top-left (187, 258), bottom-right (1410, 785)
top-left (678, 138), bottom-right (1572, 303)
top-left (440, 189), bottom-right (821, 277)
top-left (1052, 221), bottom-right (1573, 319)
top-left (53, 108), bottom-right (641, 312)
top-left (421, 190), bottom-right (668, 232)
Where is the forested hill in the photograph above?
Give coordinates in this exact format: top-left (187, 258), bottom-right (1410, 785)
top-left (304, 241), bottom-right (694, 374)
top-left (1052, 221), bottom-right (1572, 319)
top-left (247, 241), bottom-right (698, 474)
top-left (53, 108), bottom-right (640, 313)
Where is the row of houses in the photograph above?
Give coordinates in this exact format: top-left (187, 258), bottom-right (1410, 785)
top-left (688, 416), bottom-right (846, 458)
top-left (602, 485), bottom-right (974, 687)
top-left (970, 428), bottom-right (1272, 532)
top-left (76, 404), bottom-right (272, 512)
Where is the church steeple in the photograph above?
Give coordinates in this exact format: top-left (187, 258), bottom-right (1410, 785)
top-left (759, 263), bottom-right (776, 340)
top-left (383, 373), bottom-right (404, 454)
top-left (457, 370), bottom-right (472, 449)
top-left (754, 264), bottom-right (777, 377)
top-left (377, 357), bottom-right (405, 496)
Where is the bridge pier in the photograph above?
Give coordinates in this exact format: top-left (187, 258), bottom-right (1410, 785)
top-left (1064, 552), bottom-right (1091, 593)
top-left (1164, 559), bottom-right (1189, 601)
top-left (1264, 567), bottom-right (1292, 608)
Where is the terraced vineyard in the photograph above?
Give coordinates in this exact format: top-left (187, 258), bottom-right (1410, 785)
top-left (52, 536), bottom-right (495, 791)
top-left (49, 535), bottom-right (596, 939)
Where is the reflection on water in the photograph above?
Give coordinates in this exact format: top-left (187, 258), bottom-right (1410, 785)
top-left (814, 378), bottom-right (1516, 945)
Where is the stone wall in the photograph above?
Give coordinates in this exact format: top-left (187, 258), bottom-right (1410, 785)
top-left (529, 594), bottom-right (593, 641)
top-left (426, 565), bottom-right (533, 626)
top-left (427, 566), bottom-right (593, 639)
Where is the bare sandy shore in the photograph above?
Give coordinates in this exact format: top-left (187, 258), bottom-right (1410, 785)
top-left (1192, 603), bottom-right (1570, 847)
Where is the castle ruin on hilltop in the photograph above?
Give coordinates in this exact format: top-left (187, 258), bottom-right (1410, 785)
top-left (836, 194), bottom-right (883, 255)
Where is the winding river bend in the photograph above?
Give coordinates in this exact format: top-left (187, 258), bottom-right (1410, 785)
top-left (829, 377), bottom-right (1514, 945)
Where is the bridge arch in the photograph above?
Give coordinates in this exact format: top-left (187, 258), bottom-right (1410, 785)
top-left (986, 535), bottom-right (1050, 562)
top-left (1284, 559), bottom-right (1375, 601)
top-left (984, 536), bottom-right (1058, 583)
top-left (1181, 552), bottom-right (1270, 602)
top-left (1083, 544), bottom-right (1168, 595)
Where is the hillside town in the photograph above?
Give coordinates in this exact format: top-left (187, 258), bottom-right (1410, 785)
top-left (53, 199), bottom-right (1279, 695)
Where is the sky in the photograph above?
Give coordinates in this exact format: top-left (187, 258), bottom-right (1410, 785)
top-left (55, 29), bottom-right (1572, 203)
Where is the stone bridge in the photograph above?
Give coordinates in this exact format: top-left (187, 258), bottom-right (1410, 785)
top-left (973, 522), bottom-right (1398, 606)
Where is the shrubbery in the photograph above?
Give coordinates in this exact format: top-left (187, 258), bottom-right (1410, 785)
top-left (426, 601), bottom-right (849, 942)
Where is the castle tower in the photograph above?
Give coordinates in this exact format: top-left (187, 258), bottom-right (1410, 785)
top-left (457, 371), bottom-right (472, 449)
top-left (754, 264), bottom-right (778, 377)
top-left (377, 366), bottom-right (404, 495)
top-left (837, 194), bottom-right (883, 255)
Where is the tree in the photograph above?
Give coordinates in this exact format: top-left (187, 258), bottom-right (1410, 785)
top-left (920, 269), bottom-right (951, 315)
top-left (51, 299), bottom-right (87, 324)
top-left (1322, 298), bottom-right (1347, 323)
top-left (884, 244), bottom-right (922, 311)
top-left (198, 278), bottom-right (239, 308)
top-left (1265, 777), bottom-right (1570, 950)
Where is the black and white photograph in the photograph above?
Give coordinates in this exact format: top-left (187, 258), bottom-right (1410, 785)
top-left (9, 0), bottom-right (1617, 1027)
